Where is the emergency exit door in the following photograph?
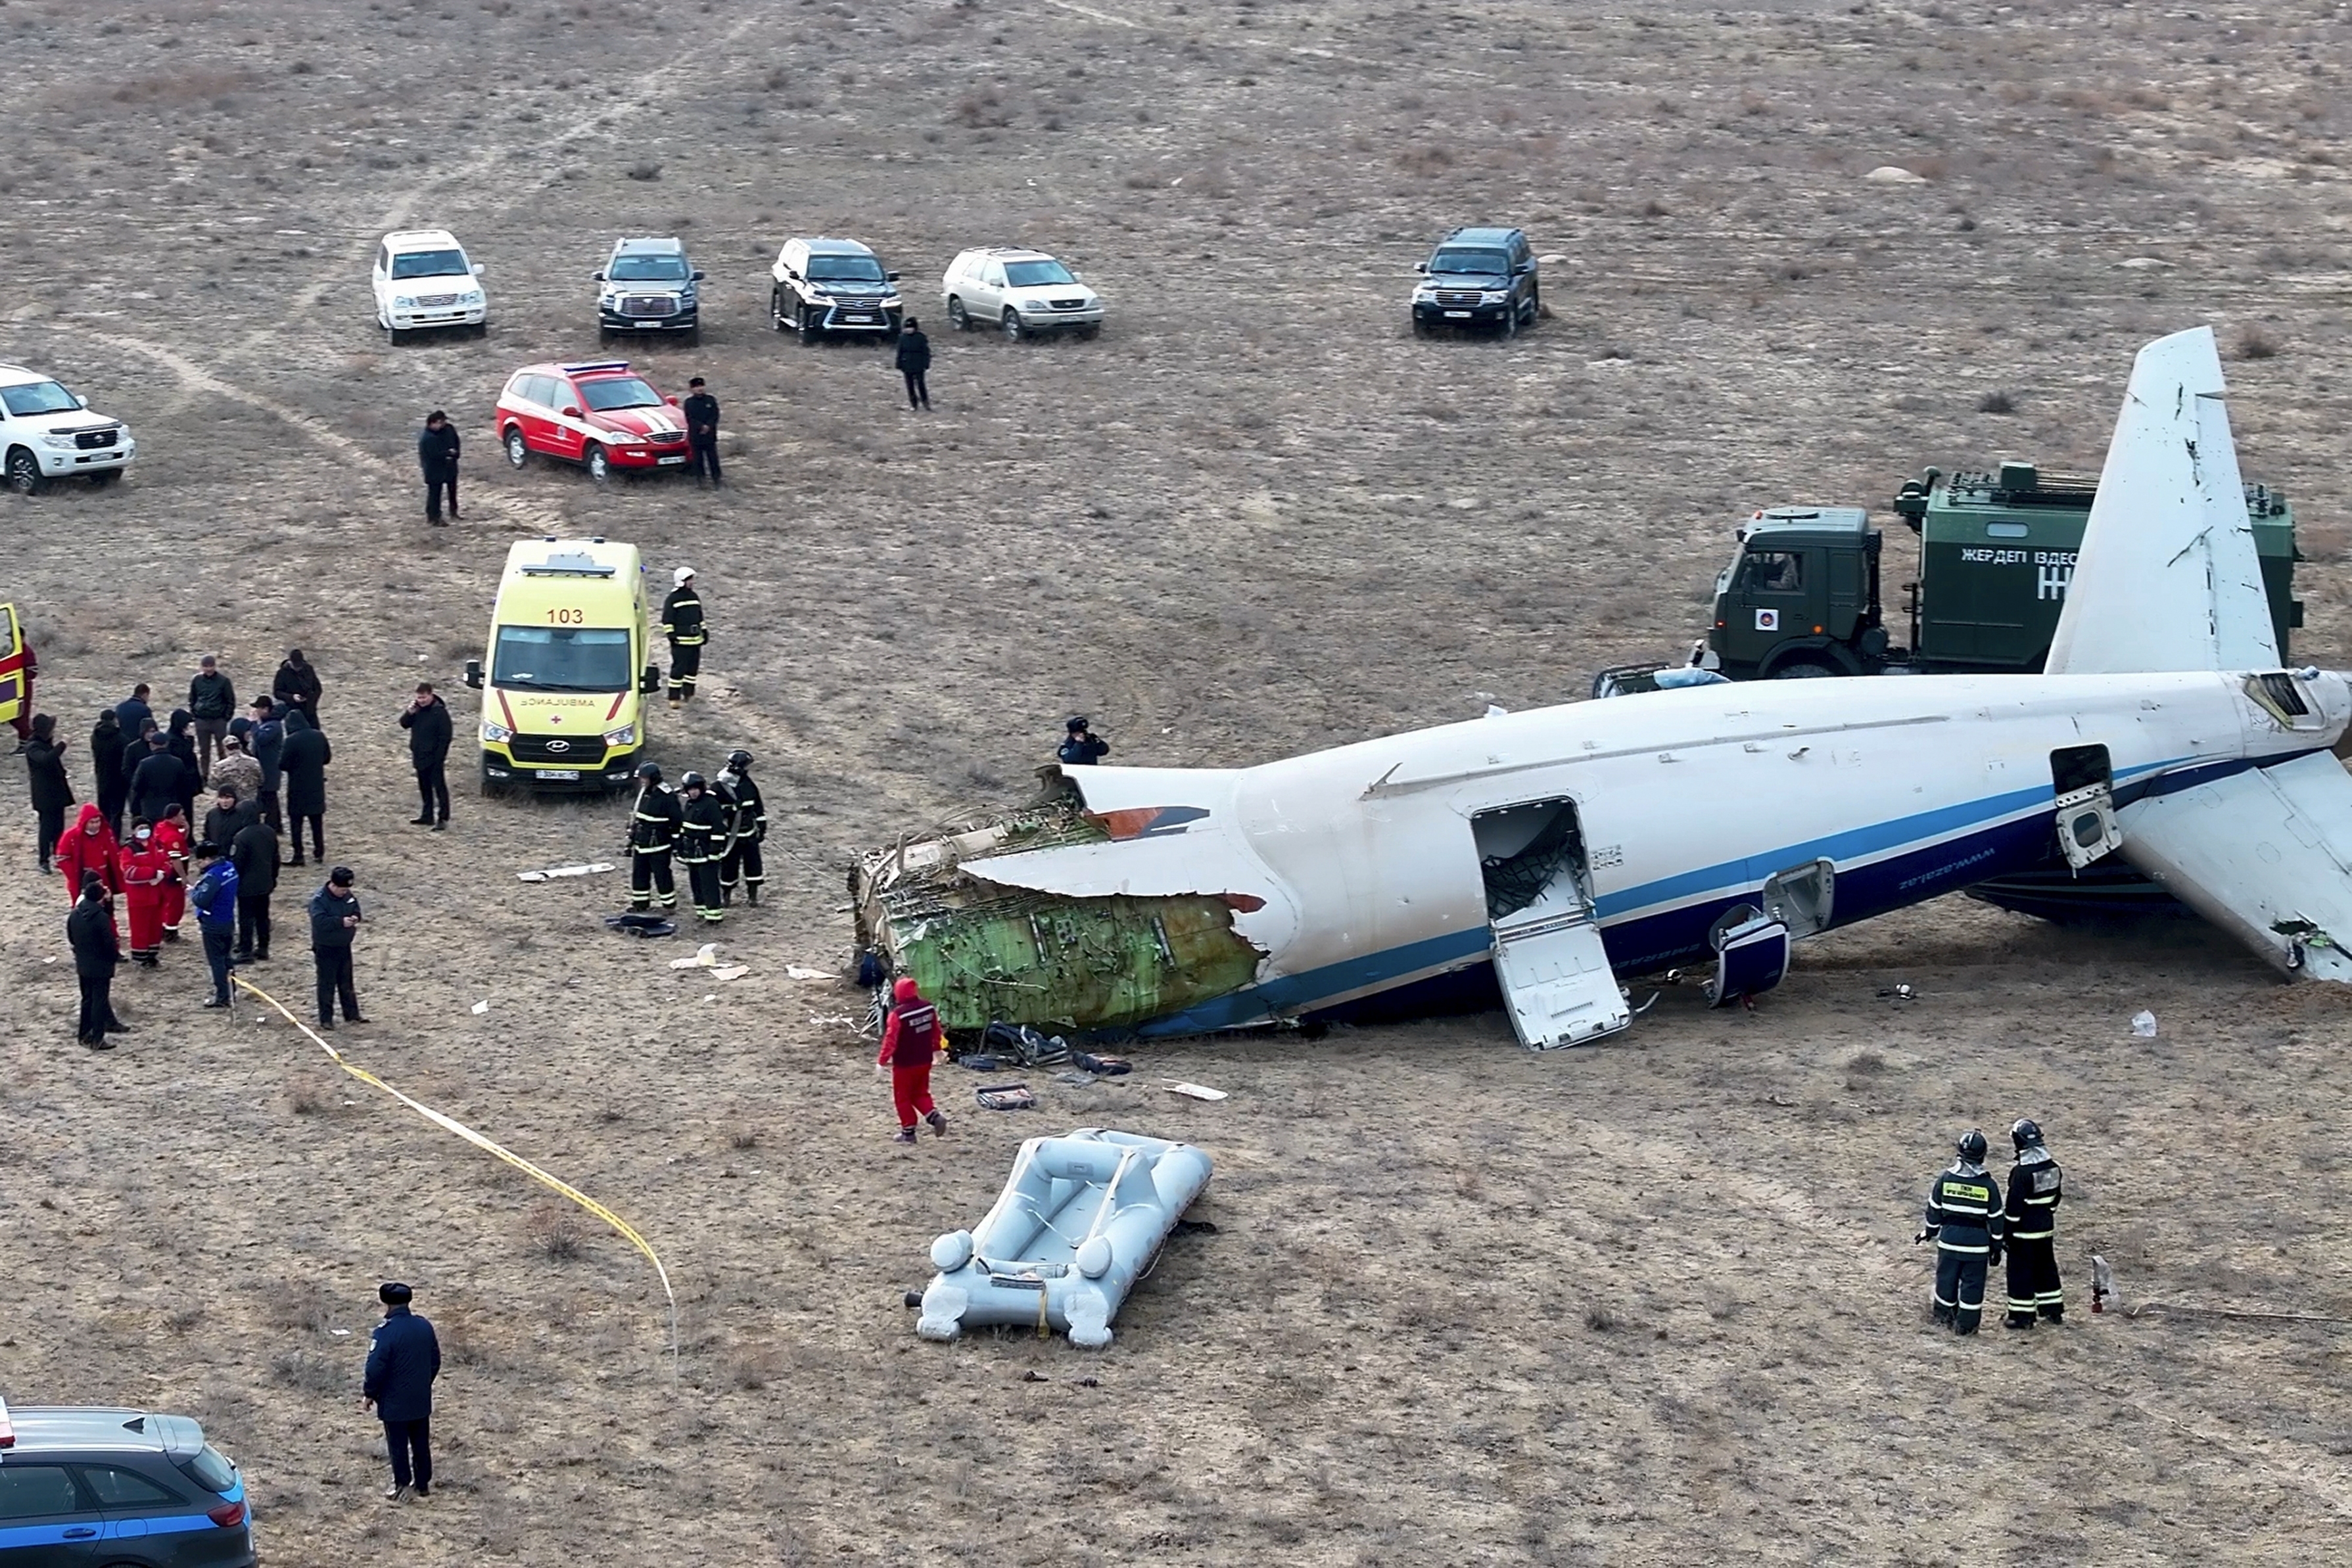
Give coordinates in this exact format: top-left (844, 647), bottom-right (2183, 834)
top-left (1474, 798), bottom-right (1630, 1050)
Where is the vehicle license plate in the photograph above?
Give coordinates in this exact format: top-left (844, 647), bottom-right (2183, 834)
top-left (1444, 310), bottom-right (1470, 318)
top-left (657, 455), bottom-right (686, 465)
top-left (538, 768), bottom-right (580, 781)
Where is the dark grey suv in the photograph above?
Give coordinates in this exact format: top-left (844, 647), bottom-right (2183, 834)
top-left (0, 1401), bottom-right (255, 1567)
top-left (1409, 225), bottom-right (1540, 337)
top-left (596, 237), bottom-right (703, 344)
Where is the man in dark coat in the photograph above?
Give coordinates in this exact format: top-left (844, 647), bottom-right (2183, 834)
top-left (231, 809), bottom-right (280, 963)
top-left (895, 317), bottom-right (932, 409)
top-left (418, 410), bottom-right (461, 525)
top-left (129, 729), bottom-right (184, 827)
top-left (1058, 715), bottom-right (1110, 766)
top-left (67, 871), bottom-right (126, 1049)
top-left (279, 709), bottom-right (331, 867)
top-left (25, 713), bottom-right (72, 870)
top-left (164, 709), bottom-right (202, 825)
top-left (91, 708), bottom-right (129, 837)
top-left (187, 655), bottom-right (237, 776)
top-left (398, 682), bottom-right (452, 829)
top-left (682, 376), bottom-right (721, 487)
top-left (113, 683), bottom-right (153, 737)
top-left (362, 1281), bottom-right (442, 1502)
top-left (200, 785), bottom-right (260, 852)
top-left (308, 864), bottom-right (364, 1027)
top-left (235, 697), bottom-right (285, 833)
top-left (273, 649), bottom-right (323, 729)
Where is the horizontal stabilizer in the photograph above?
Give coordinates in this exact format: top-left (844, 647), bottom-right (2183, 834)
top-left (2117, 752), bottom-right (2352, 980)
top-left (2046, 325), bottom-right (2279, 675)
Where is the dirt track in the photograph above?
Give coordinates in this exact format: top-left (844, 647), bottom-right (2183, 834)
top-left (5, 0), bottom-right (2351, 1562)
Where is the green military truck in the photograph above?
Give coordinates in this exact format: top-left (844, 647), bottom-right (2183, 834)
top-left (1695, 461), bottom-right (2300, 680)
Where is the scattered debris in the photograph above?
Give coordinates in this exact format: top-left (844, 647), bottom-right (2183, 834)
top-left (1073, 1052), bottom-right (1131, 1076)
top-left (670, 943), bottom-right (721, 970)
top-left (2092, 1255), bottom-right (2115, 1314)
top-left (785, 965), bottom-right (832, 980)
top-left (1875, 984), bottom-right (1917, 1001)
top-left (1865, 164), bottom-right (1928, 184)
top-left (1164, 1080), bottom-right (1227, 1102)
top-left (958, 1054), bottom-right (1004, 1072)
top-left (2118, 256), bottom-right (2173, 271)
top-left (329, 1327), bottom-right (352, 1337)
top-left (470, 1000), bottom-right (490, 1015)
top-left (517, 861), bottom-right (616, 883)
top-left (1053, 1071), bottom-right (1096, 1087)
top-left (976, 1082), bottom-right (1038, 1111)
top-left (2130, 1009), bottom-right (2158, 1038)
top-left (710, 965), bottom-right (750, 982)
top-left (603, 913), bottom-right (675, 938)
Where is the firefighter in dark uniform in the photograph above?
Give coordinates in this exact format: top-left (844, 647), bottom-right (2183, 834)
top-left (715, 748), bottom-right (766, 907)
top-left (626, 761), bottom-right (680, 913)
top-left (676, 771), bottom-right (728, 924)
top-left (2003, 1118), bottom-right (2065, 1327)
top-left (1917, 1128), bottom-right (2004, 1335)
top-left (661, 568), bottom-right (705, 708)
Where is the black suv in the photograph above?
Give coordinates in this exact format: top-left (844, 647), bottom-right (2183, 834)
top-left (0, 1400), bottom-right (256, 1566)
top-left (1409, 226), bottom-right (1539, 337)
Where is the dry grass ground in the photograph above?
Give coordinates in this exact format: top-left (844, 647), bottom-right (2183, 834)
top-left (5, 0), bottom-right (2352, 1562)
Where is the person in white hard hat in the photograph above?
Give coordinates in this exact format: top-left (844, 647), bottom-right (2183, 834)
top-left (659, 567), bottom-right (705, 708)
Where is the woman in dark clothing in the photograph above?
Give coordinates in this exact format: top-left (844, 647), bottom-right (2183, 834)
top-left (166, 708), bottom-right (202, 825)
top-left (26, 714), bottom-right (73, 869)
top-left (91, 708), bottom-right (129, 835)
top-left (279, 708), bottom-right (332, 866)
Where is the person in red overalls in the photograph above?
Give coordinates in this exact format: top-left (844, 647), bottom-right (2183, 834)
top-left (118, 819), bottom-right (174, 967)
top-left (153, 804), bottom-right (191, 942)
top-left (876, 976), bottom-right (950, 1144)
top-left (55, 803), bottom-right (121, 919)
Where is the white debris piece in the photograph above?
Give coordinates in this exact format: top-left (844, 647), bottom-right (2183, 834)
top-left (670, 943), bottom-right (720, 969)
top-left (711, 965), bottom-right (750, 982)
top-left (517, 862), bottom-right (617, 883)
top-left (785, 965), bottom-right (832, 980)
top-left (1865, 165), bottom-right (1928, 184)
top-left (2130, 1009), bottom-right (2158, 1038)
top-left (1164, 1081), bottom-right (1228, 1102)
top-left (471, 1000), bottom-right (491, 1015)
top-left (2118, 256), bottom-right (2172, 270)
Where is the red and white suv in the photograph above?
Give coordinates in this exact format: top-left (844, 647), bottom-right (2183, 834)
top-left (494, 361), bottom-right (692, 482)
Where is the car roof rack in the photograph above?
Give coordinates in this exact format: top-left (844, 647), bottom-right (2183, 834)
top-left (557, 361), bottom-right (633, 375)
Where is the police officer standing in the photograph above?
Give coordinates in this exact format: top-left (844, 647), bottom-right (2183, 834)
top-left (682, 377), bottom-right (721, 488)
top-left (1058, 716), bottom-right (1110, 766)
top-left (661, 568), bottom-right (705, 708)
top-left (676, 771), bottom-right (728, 925)
top-left (2003, 1118), bottom-right (2065, 1328)
top-left (1917, 1129), bottom-right (2004, 1335)
top-left (626, 761), bottom-right (681, 914)
top-left (362, 1281), bottom-right (441, 1502)
top-left (715, 748), bottom-right (765, 906)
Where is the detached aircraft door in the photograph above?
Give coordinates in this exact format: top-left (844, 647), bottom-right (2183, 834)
top-left (1474, 799), bottom-right (1630, 1049)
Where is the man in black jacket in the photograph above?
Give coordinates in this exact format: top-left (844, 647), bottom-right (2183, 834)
top-left (231, 810), bottom-right (279, 963)
top-left (273, 649), bottom-right (322, 729)
top-left (91, 708), bottom-right (129, 837)
top-left (67, 871), bottom-right (126, 1049)
top-left (200, 785), bottom-right (259, 852)
top-left (279, 710), bottom-right (331, 867)
top-left (682, 377), bottom-right (721, 488)
top-left (26, 713), bottom-right (72, 870)
top-left (398, 682), bottom-right (452, 829)
top-left (626, 761), bottom-right (680, 913)
top-left (676, 771), bottom-right (728, 925)
top-left (418, 410), bottom-right (461, 525)
top-left (309, 865), bottom-right (364, 1028)
top-left (363, 1281), bottom-right (442, 1502)
top-left (895, 317), bottom-right (931, 409)
top-left (187, 655), bottom-right (237, 776)
top-left (235, 697), bottom-right (285, 833)
top-left (715, 748), bottom-right (765, 906)
top-left (129, 730), bottom-right (184, 827)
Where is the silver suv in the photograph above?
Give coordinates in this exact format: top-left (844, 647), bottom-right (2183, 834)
top-left (0, 1396), bottom-right (257, 1565)
top-left (596, 237), bottom-right (703, 344)
top-left (941, 247), bottom-right (1103, 340)
top-left (770, 237), bottom-right (903, 342)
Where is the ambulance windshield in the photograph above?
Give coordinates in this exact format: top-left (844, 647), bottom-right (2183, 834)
top-left (492, 626), bottom-right (633, 693)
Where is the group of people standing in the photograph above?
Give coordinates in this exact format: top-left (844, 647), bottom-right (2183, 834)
top-left (624, 750), bottom-right (766, 925)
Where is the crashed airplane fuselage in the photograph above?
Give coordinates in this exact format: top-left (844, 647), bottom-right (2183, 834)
top-left (855, 327), bottom-right (2352, 1045)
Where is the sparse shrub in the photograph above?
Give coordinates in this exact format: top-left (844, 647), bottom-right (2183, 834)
top-left (526, 1199), bottom-right (584, 1260)
top-left (728, 1349), bottom-right (781, 1390)
top-left (1844, 1049), bottom-right (1887, 1075)
top-left (626, 162), bottom-right (661, 181)
top-left (269, 1349), bottom-right (346, 1393)
top-left (1977, 390), bottom-right (2017, 415)
top-left (2236, 327), bottom-right (2280, 361)
top-left (1642, 199), bottom-right (1670, 218)
top-left (729, 1127), bottom-right (759, 1151)
top-left (1584, 1306), bottom-right (1617, 1331)
top-left (1394, 147), bottom-right (1455, 177)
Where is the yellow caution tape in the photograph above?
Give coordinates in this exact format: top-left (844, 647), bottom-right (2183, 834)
top-left (233, 975), bottom-right (678, 1366)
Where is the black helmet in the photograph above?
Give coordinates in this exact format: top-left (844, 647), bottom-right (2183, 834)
top-left (680, 770), bottom-right (706, 791)
top-left (1956, 1128), bottom-right (1989, 1163)
top-left (2010, 1117), bottom-right (2045, 1153)
top-left (726, 749), bottom-right (752, 770)
top-left (636, 762), bottom-right (661, 781)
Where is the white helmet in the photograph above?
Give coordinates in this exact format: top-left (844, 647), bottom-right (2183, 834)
top-left (674, 566), bottom-right (696, 586)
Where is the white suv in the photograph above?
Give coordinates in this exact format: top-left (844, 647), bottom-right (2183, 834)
top-left (0, 363), bottom-right (136, 494)
top-left (941, 248), bottom-right (1104, 340)
top-left (372, 229), bottom-right (488, 342)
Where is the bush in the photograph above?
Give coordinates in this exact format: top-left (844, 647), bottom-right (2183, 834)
top-left (2236, 327), bottom-right (2280, 361)
top-left (1977, 390), bottom-right (2017, 415)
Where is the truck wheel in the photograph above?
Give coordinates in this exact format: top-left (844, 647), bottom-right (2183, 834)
top-left (4, 448), bottom-right (43, 496)
top-left (505, 428), bottom-right (530, 469)
top-left (1411, 315), bottom-right (1430, 339)
top-left (947, 297), bottom-right (969, 332)
top-left (1502, 304), bottom-right (1518, 340)
top-left (1769, 658), bottom-right (1839, 679)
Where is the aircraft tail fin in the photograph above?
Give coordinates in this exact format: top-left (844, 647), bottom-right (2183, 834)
top-left (2044, 325), bottom-right (2279, 676)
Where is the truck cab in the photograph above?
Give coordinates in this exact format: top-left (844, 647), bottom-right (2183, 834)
top-left (463, 538), bottom-right (659, 794)
top-left (1706, 506), bottom-right (1886, 678)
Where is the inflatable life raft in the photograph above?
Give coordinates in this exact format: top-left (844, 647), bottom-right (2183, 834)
top-left (918, 1128), bottom-right (1211, 1348)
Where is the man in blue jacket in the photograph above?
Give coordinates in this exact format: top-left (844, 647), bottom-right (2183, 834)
top-left (363, 1281), bottom-right (442, 1501)
top-left (190, 841), bottom-right (239, 1009)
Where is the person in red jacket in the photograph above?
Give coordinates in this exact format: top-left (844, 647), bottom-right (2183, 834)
top-left (55, 803), bottom-right (121, 918)
top-left (877, 976), bottom-right (949, 1144)
top-left (118, 819), bottom-right (174, 967)
top-left (153, 804), bottom-right (191, 942)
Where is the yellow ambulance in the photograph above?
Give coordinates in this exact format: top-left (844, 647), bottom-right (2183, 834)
top-left (463, 538), bottom-right (658, 793)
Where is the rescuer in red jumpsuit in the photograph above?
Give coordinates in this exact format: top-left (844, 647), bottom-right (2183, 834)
top-left (877, 976), bottom-right (950, 1144)
top-left (118, 820), bottom-right (174, 966)
top-left (153, 805), bottom-right (191, 941)
top-left (55, 803), bottom-right (121, 923)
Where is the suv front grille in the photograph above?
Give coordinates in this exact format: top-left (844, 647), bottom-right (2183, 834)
top-left (646, 430), bottom-right (688, 446)
top-left (621, 295), bottom-right (679, 317)
top-left (1048, 298), bottom-right (1087, 310)
top-left (416, 293), bottom-right (459, 308)
top-left (511, 734), bottom-right (609, 767)
top-left (75, 428), bottom-right (119, 450)
top-left (1434, 290), bottom-right (1487, 306)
